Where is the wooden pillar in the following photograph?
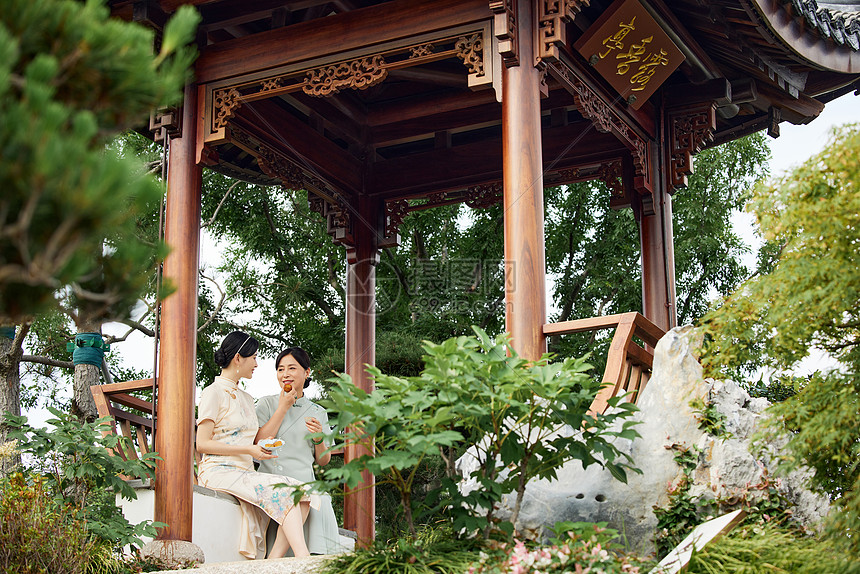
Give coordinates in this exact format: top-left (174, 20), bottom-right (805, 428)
top-left (502, 0), bottom-right (547, 359)
top-left (638, 108), bottom-right (678, 332)
top-left (154, 84), bottom-right (202, 542)
top-left (343, 197), bottom-right (377, 546)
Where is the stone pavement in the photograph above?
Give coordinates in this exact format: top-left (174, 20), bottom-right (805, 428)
top-left (149, 555), bottom-right (333, 574)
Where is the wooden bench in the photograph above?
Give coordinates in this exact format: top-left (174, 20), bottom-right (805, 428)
top-left (544, 312), bottom-right (666, 415)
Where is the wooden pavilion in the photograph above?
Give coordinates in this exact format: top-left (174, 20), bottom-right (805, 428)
top-left (107, 0), bottom-right (859, 558)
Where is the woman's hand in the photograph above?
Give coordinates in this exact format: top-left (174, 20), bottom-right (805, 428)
top-left (305, 417), bottom-right (331, 466)
top-left (277, 385), bottom-right (298, 411)
top-left (304, 416), bottom-right (323, 435)
top-left (249, 444), bottom-right (277, 460)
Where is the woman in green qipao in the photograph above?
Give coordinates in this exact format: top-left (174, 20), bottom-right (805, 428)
top-left (256, 347), bottom-right (342, 555)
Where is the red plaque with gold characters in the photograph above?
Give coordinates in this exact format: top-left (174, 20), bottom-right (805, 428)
top-left (574, 0), bottom-right (685, 109)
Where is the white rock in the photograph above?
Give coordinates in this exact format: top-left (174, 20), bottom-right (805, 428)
top-left (465, 325), bottom-right (831, 554)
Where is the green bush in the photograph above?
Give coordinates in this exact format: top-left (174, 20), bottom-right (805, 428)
top-left (5, 409), bottom-right (163, 551)
top-left (0, 472), bottom-right (95, 574)
top-left (322, 525), bottom-right (480, 574)
top-left (468, 522), bottom-right (647, 574)
top-left (319, 327), bottom-right (640, 539)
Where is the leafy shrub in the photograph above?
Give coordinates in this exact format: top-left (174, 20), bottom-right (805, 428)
top-left (653, 445), bottom-right (708, 558)
top-left (754, 371), bottom-right (860, 551)
top-left (468, 522), bottom-right (646, 574)
top-left (322, 525), bottom-right (480, 574)
top-left (319, 327), bottom-right (640, 538)
top-left (653, 445), bottom-right (800, 560)
top-left (690, 397), bottom-right (731, 438)
top-left (0, 472), bottom-right (95, 574)
top-left (5, 408), bottom-right (163, 550)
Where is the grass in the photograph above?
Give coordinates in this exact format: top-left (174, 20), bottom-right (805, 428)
top-left (686, 522), bottom-right (860, 574)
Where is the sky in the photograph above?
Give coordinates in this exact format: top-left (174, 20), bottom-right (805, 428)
top-left (21, 91), bottom-right (860, 423)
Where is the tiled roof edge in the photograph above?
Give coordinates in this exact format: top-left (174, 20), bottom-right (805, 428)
top-left (787, 0), bottom-right (860, 50)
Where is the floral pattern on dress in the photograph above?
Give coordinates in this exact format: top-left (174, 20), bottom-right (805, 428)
top-left (196, 376), bottom-right (319, 558)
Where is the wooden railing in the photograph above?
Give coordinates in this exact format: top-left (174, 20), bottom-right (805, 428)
top-left (90, 378), bottom-right (155, 462)
top-left (543, 312), bottom-right (665, 415)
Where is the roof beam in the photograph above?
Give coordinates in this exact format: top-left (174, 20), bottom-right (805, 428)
top-left (367, 122), bottom-right (622, 198)
top-left (196, 0), bottom-right (491, 84)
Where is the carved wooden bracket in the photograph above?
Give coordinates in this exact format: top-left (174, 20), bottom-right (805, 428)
top-left (538, 0), bottom-right (591, 63)
top-left (380, 199), bottom-right (409, 249)
top-left (381, 182), bottom-right (504, 241)
top-left (203, 25), bottom-right (493, 144)
top-left (490, 0), bottom-right (519, 67)
top-left (597, 160), bottom-right (624, 200)
top-left (668, 105), bottom-right (716, 189)
top-left (455, 34), bottom-right (485, 78)
top-left (545, 58), bottom-right (653, 194)
top-left (465, 183), bottom-right (503, 208)
top-left (150, 108), bottom-right (181, 142)
top-left (309, 193), bottom-right (355, 249)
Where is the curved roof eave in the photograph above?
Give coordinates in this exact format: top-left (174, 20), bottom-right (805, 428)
top-left (750, 0), bottom-right (860, 74)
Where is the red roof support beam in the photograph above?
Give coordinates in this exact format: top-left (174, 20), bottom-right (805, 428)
top-left (195, 0), bottom-right (492, 84)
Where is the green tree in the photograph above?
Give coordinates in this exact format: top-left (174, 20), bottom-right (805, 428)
top-left (546, 134), bottom-right (769, 367)
top-left (0, 0), bottom-right (199, 323)
top-left (700, 123), bottom-right (860, 552)
top-left (0, 0), bottom-right (198, 455)
top-left (319, 328), bottom-right (639, 539)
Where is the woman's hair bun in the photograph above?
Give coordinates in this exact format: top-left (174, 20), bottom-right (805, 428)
top-left (214, 349), bottom-right (229, 368)
top-left (214, 331), bottom-right (260, 369)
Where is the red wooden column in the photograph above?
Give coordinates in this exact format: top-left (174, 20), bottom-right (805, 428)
top-left (154, 84), bottom-right (202, 545)
top-left (343, 197), bottom-right (377, 546)
top-left (639, 188), bottom-right (677, 332)
top-left (638, 106), bottom-right (678, 332)
top-left (502, 0), bottom-right (547, 359)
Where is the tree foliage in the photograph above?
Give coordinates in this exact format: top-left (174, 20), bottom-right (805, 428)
top-left (701, 123), bottom-right (860, 551)
top-left (546, 134), bottom-right (768, 367)
top-left (319, 328), bottom-right (639, 539)
top-left (0, 0), bottom-right (199, 323)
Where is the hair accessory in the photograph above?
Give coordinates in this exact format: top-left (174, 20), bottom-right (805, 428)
top-left (236, 334), bottom-right (253, 356)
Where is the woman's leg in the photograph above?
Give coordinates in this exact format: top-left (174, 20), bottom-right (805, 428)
top-left (300, 500), bottom-right (310, 523)
top-left (269, 505), bottom-right (310, 558)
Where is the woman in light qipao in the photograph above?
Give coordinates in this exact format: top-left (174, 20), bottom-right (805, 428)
top-left (196, 332), bottom-right (318, 559)
top-left (256, 347), bottom-right (341, 555)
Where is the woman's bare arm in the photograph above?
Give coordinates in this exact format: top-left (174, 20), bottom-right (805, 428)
top-left (197, 419), bottom-right (275, 460)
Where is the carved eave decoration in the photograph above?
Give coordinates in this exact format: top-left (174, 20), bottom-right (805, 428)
top-left (202, 23), bottom-right (494, 145)
top-left (667, 105), bottom-right (717, 190)
top-left (538, 0), bottom-right (592, 63)
top-left (218, 124), bottom-right (338, 200)
top-left (545, 54), bottom-right (653, 194)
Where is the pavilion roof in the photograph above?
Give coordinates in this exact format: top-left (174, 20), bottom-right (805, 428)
top-left (113, 0), bottom-right (860, 207)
